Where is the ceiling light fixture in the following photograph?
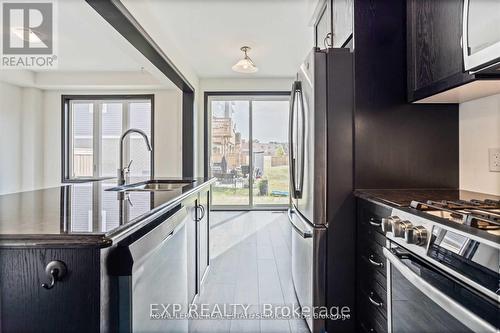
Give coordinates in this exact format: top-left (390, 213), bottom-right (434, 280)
top-left (232, 46), bottom-right (258, 73)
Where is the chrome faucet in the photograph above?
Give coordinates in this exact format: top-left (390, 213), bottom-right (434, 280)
top-left (118, 128), bottom-right (152, 185)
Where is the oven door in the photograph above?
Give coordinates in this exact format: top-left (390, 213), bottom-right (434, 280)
top-left (384, 245), bottom-right (499, 333)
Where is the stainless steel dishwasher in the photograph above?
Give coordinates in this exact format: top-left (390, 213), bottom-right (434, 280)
top-left (117, 206), bottom-right (189, 333)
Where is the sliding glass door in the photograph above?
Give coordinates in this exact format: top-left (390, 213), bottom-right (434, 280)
top-left (251, 99), bottom-right (290, 206)
top-left (208, 94), bottom-right (290, 209)
top-left (210, 99), bottom-right (250, 206)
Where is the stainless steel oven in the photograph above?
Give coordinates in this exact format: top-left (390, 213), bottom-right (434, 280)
top-left (462, 0), bottom-right (500, 72)
top-left (384, 244), bottom-right (498, 333)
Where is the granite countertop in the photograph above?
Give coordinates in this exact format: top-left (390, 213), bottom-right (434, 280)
top-left (354, 188), bottom-right (500, 207)
top-left (0, 177), bottom-right (215, 248)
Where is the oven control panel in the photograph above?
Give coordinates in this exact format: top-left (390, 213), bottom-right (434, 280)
top-left (381, 210), bottom-right (432, 257)
top-left (382, 215), bottom-right (429, 245)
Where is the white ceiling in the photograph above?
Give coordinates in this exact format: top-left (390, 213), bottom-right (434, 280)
top-left (122, 0), bottom-right (313, 79)
top-left (2, 0), bottom-right (176, 89)
top-left (53, 0), bottom-right (144, 72)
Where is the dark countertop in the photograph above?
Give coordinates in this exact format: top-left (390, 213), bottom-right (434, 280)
top-left (0, 177), bottom-right (215, 248)
top-left (354, 188), bottom-right (500, 207)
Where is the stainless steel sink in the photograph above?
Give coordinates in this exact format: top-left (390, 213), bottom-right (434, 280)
top-left (127, 183), bottom-right (187, 191)
top-left (107, 180), bottom-right (195, 192)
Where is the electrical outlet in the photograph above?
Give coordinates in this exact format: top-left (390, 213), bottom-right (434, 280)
top-left (489, 148), bottom-right (500, 172)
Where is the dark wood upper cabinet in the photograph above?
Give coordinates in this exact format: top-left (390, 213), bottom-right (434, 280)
top-left (407, 0), bottom-right (475, 102)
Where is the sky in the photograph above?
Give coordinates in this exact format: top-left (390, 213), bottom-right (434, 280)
top-left (212, 100), bottom-right (289, 143)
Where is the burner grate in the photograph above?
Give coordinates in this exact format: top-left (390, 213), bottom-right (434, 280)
top-left (410, 199), bottom-right (500, 230)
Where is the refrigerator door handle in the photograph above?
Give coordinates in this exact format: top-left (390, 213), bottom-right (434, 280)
top-left (288, 209), bottom-right (313, 239)
top-left (297, 81), bottom-right (305, 197)
top-left (289, 80), bottom-right (305, 199)
top-left (289, 81), bottom-right (298, 198)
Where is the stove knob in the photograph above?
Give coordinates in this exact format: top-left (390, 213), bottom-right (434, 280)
top-left (381, 216), bottom-right (400, 233)
top-left (392, 220), bottom-right (412, 237)
top-left (405, 226), bottom-right (428, 246)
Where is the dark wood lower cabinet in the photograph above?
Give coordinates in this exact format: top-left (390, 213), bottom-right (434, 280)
top-left (0, 247), bottom-right (101, 332)
top-left (356, 198), bottom-right (391, 333)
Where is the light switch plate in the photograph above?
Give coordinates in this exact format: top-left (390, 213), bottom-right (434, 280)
top-left (489, 148), bottom-right (500, 172)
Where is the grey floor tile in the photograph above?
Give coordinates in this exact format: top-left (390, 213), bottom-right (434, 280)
top-left (190, 211), bottom-right (307, 333)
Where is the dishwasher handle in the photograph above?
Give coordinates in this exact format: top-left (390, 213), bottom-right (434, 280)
top-left (288, 209), bottom-right (313, 239)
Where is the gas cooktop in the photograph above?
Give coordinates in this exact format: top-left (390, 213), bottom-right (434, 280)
top-left (355, 189), bottom-right (500, 238)
top-left (410, 198), bottom-right (500, 236)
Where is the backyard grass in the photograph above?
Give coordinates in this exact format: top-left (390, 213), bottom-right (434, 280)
top-left (212, 157), bottom-right (290, 206)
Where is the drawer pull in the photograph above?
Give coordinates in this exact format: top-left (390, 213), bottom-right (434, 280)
top-left (368, 291), bottom-right (383, 308)
top-left (368, 254), bottom-right (384, 267)
top-left (369, 217), bottom-right (382, 227)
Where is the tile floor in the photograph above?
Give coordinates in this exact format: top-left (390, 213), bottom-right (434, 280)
top-left (189, 211), bottom-right (309, 333)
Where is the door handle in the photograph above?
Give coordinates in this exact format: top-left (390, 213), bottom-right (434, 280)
top-left (289, 81), bottom-right (298, 199)
top-left (196, 204), bottom-right (205, 222)
top-left (289, 80), bottom-right (305, 199)
top-left (296, 82), bottom-right (305, 198)
top-left (288, 209), bottom-right (313, 239)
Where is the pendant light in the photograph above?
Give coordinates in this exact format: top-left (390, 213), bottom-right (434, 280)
top-left (232, 46), bottom-right (258, 73)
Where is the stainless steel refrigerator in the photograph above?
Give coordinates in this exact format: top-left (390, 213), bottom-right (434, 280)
top-left (288, 47), bottom-right (354, 333)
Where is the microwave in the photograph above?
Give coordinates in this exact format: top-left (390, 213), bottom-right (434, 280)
top-left (462, 0), bottom-right (500, 73)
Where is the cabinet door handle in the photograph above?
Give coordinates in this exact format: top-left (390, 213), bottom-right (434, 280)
top-left (199, 204), bottom-right (205, 220)
top-left (368, 254), bottom-right (384, 267)
top-left (368, 291), bottom-right (383, 308)
top-left (196, 205), bottom-right (205, 222)
top-left (369, 217), bottom-right (381, 227)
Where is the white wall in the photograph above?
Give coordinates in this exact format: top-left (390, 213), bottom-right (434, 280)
top-left (459, 93), bottom-right (500, 195)
top-left (0, 82), bottom-right (182, 194)
top-left (195, 78), bottom-right (294, 176)
top-left (153, 90), bottom-right (183, 177)
top-left (0, 82), bottom-right (45, 194)
top-left (21, 88), bottom-right (45, 190)
top-left (0, 81), bottom-right (22, 193)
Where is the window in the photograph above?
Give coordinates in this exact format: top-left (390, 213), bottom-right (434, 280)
top-left (62, 95), bottom-right (154, 182)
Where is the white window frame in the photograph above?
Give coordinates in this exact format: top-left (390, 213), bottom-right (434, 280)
top-left (62, 95), bottom-right (154, 182)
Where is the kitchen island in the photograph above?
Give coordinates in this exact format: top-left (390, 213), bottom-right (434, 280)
top-left (0, 177), bottom-right (215, 332)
